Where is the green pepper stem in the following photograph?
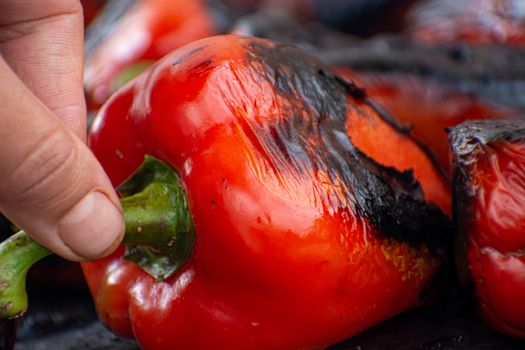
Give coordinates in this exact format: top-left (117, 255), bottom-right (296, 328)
top-left (0, 156), bottom-right (194, 319)
top-left (0, 231), bottom-right (51, 319)
top-left (110, 60), bottom-right (154, 92)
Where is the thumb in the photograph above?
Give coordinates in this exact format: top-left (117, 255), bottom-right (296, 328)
top-left (0, 58), bottom-right (124, 261)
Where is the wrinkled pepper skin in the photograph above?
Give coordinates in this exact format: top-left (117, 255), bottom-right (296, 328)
top-left (83, 35), bottom-right (451, 349)
top-left (85, 0), bottom-right (216, 109)
top-left (450, 120), bottom-right (525, 338)
top-left (406, 0), bottom-right (525, 45)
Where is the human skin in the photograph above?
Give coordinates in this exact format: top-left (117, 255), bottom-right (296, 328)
top-left (0, 0), bottom-right (123, 261)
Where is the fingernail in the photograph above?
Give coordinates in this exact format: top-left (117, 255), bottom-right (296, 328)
top-left (58, 191), bottom-right (124, 260)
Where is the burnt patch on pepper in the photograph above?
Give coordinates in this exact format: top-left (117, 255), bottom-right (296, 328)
top-left (450, 119), bottom-right (525, 154)
top-left (238, 39), bottom-right (450, 254)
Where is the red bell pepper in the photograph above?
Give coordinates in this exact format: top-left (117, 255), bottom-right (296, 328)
top-left (85, 0), bottom-right (217, 110)
top-left (339, 71), bottom-right (517, 173)
top-left (450, 119), bottom-right (525, 338)
top-left (79, 35), bottom-right (451, 349)
top-left (406, 0), bottom-right (525, 45)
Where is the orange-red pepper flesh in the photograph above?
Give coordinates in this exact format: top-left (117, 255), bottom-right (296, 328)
top-left (338, 70), bottom-right (516, 175)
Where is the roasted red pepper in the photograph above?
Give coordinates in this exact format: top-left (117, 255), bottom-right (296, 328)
top-left (82, 35), bottom-right (451, 349)
top-left (406, 0), bottom-right (525, 45)
top-left (450, 120), bottom-right (525, 338)
top-left (340, 71), bottom-right (517, 172)
top-left (85, 0), bottom-right (218, 109)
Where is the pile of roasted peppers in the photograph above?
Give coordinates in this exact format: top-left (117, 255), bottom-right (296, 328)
top-left (1, 0), bottom-right (525, 349)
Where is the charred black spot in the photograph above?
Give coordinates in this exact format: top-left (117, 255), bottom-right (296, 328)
top-left (352, 148), bottom-right (451, 251)
top-left (243, 38), bottom-right (451, 254)
top-left (189, 59), bottom-right (214, 73)
top-left (172, 47), bottom-right (206, 66)
top-left (335, 76), bottom-right (367, 100)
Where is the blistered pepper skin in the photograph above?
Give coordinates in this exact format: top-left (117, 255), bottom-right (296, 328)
top-left (83, 35), bottom-right (450, 349)
top-left (451, 120), bottom-right (525, 338)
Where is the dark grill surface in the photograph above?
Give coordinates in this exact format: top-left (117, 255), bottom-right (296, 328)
top-left (13, 286), bottom-right (138, 350)
top-left (13, 287), bottom-right (524, 350)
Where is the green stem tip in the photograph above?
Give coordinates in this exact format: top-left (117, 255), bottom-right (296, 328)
top-left (0, 231), bottom-right (51, 319)
top-left (0, 156), bottom-right (195, 319)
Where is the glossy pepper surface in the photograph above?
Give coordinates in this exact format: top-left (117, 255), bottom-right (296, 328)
top-left (450, 120), bottom-right (525, 338)
top-left (82, 35), bottom-right (451, 349)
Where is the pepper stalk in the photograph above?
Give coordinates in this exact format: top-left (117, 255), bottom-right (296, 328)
top-left (0, 156), bottom-right (195, 319)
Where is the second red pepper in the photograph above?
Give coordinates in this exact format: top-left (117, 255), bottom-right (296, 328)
top-left (451, 120), bottom-right (525, 338)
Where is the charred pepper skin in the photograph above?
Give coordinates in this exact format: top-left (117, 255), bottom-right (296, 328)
top-left (450, 120), bottom-right (525, 338)
top-left (83, 35), bottom-right (451, 349)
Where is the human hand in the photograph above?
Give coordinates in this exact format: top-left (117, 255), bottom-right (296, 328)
top-left (0, 0), bottom-right (124, 261)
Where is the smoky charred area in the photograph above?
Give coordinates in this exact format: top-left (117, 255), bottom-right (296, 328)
top-left (450, 119), bottom-right (525, 153)
top-left (242, 39), bottom-right (450, 254)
